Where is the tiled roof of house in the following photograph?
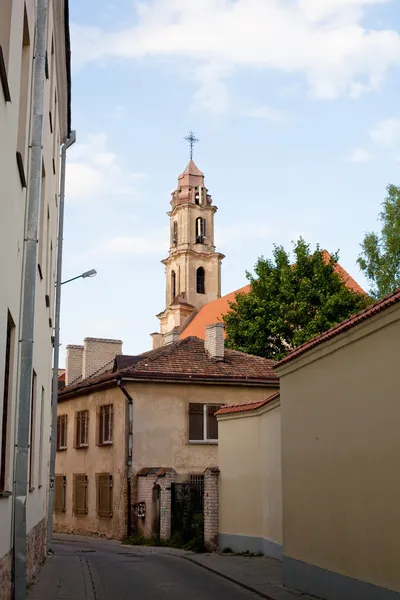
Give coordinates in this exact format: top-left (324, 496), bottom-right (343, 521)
top-left (59, 336), bottom-right (278, 399)
top-left (216, 391), bottom-right (280, 416)
top-left (276, 286), bottom-right (400, 368)
top-left (180, 251), bottom-right (364, 340)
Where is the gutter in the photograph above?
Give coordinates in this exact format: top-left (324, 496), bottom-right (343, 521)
top-left (58, 374), bottom-right (279, 401)
top-left (117, 379), bottom-right (133, 537)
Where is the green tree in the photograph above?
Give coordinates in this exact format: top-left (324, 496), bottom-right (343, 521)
top-left (224, 239), bottom-right (370, 360)
top-left (357, 184), bottom-right (400, 299)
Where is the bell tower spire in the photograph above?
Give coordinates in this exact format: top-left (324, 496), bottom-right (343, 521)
top-left (154, 136), bottom-right (225, 343)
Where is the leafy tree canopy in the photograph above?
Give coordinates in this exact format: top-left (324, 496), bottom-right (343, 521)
top-left (224, 238), bottom-right (370, 360)
top-left (358, 184), bottom-right (400, 299)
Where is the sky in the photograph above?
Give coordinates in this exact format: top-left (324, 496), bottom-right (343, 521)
top-left (60, 0), bottom-right (400, 363)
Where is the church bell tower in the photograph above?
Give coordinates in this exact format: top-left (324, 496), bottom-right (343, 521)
top-left (155, 133), bottom-right (224, 343)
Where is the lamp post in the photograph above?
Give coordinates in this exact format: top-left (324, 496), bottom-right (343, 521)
top-left (61, 268), bottom-right (97, 286)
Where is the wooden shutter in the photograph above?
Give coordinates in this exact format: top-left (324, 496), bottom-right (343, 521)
top-left (54, 475), bottom-right (66, 513)
top-left (96, 474), bottom-right (113, 518)
top-left (73, 474), bottom-right (88, 514)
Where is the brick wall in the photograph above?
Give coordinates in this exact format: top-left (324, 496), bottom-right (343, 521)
top-left (82, 338), bottom-right (122, 380)
top-left (136, 475), bottom-right (157, 537)
top-left (204, 467), bottom-right (219, 551)
top-left (0, 550), bottom-right (12, 600)
top-left (135, 470), bottom-right (176, 540)
top-left (65, 344), bottom-right (84, 385)
top-left (159, 471), bottom-right (175, 540)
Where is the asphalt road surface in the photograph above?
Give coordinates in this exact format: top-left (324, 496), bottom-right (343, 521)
top-left (29, 536), bottom-right (262, 600)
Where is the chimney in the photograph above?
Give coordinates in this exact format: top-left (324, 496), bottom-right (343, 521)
top-left (82, 338), bottom-right (123, 379)
top-left (65, 345), bottom-right (84, 385)
top-left (205, 323), bottom-right (224, 360)
top-left (163, 330), bottom-right (180, 346)
top-left (151, 332), bottom-right (164, 350)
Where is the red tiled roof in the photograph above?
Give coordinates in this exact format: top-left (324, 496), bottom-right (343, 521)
top-left (180, 252), bottom-right (364, 340)
top-left (276, 286), bottom-right (400, 368)
top-left (59, 336), bottom-right (278, 399)
top-left (216, 391), bottom-right (280, 416)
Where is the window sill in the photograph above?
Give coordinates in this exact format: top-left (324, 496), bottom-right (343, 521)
top-left (76, 444), bottom-right (89, 450)
top-left (57, 447), bottom-right (67, 452)
top-left (188, 440), bottom-right (218, 445)
top-left (99, 441), bottom-right (113, 447)
top-left (0, 490), bottom-right (12, 498)
top-left (29, 487), bottom-right (35, 493)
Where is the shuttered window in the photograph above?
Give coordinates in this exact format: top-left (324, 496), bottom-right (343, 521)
top-left (73, 474), bottom-right (88, 515)
top-left (57, 414), bottom-right (67, 450)
top-left (75, 410), bottom-right (89, 448)
top-left (96, 474), bottom-right (113, 518)
top-left (98, 405), bottom-right (113, 445)
top-left (54, 475), bottom-right (66, 513)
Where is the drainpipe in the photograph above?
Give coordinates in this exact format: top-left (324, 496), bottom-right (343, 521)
top-left (117, 379), bottom-right (133, 537)
top-left (46, 130), bottom-right (76, 553)
top-left (13, 1), bottom-right (48, 598)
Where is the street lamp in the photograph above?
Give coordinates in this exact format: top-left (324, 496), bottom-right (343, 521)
top-left (61, 268), bottom-right (97, 285)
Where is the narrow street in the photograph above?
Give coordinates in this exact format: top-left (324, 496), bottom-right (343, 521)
top-left (28, 536), bottom-right (262, 600)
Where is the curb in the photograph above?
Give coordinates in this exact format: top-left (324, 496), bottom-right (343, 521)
top-left (180, 555), bottom-right (278, 600)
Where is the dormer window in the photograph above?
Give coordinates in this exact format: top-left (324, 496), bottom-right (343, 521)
top-left (172, 221), bottom-right (178, 246)
top-left (195, 217), bottom-right (206, 244)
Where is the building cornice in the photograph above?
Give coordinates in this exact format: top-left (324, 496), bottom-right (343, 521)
top-left (162, 249), bottom-right (225, 265)
top-left (168, 203), bottom-right (217, 218)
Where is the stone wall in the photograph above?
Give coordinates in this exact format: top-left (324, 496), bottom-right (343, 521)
top-left (27, 517), bottom-right (47, 584)
top-left (0, 550), bottom-right (12, 600)
top-left (204, 467), bottom-right (219, 551)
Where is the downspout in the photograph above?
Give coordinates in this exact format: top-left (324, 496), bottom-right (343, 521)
top-left (47, 130), bottom-right (76, 552)
top-left (117, 379), bottom-right (133, 537)
top-left (13, 1), bottom-right (48, 598)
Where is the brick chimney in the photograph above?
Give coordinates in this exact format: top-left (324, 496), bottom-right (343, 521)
top-left (205, 323), bottom-right (224, 360)
top-left (82, 338), bottom-right (123, 379)
top-left (65, 345), bottom-right (84, 385)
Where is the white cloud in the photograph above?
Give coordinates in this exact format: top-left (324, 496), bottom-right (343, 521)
top-left (66, 133), bottom-right (145, 204)
top-left (368, 117), bottom-right (400, 145)
top-left (247, 105), bottom-right (286, 122)
top-left (347, 147), bottom-right (372, 163)
top-left (71, 0), bottom-right (400, 111)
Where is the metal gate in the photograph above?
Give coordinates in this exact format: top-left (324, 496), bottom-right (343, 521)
top-left (171, 482), bottom-right (204, 544)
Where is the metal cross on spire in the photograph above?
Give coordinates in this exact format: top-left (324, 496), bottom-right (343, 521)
top-left (184, 131), bottom-right (199, 160)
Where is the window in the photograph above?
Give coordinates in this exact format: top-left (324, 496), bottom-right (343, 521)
top-left (189, 404), bottom-right (222, 443)
top-left (0, 0), bottom-right (13, 101)
top-left (38, 386), bottom-right (45, 487)
top-left (172, 221), bottom-right (178, 246)
top-left (16, 7), bottom-right (31, 179)
top-left (194, 187), bottom-right (201, 205)
top-left (57, 414), bottom-right (67, 450)
top-left (171, 270), bottom-right (176, 302)
top-left (196, 267), bottom-right (205, 294)
top-left (29, 370), bottom-right (37, 490)
top-left (75, 410), bottom-right (89, 448)
top-left (195, 217), bottom-right (206, 244)
top-left (189, 473), bottom-right (204, 485)
top-left (54, 475), bottom-right (66, 513)
top-left (73, 474), bottom-right (88, 515)
top-left (98, 405), bottom-right (113, 445)
top-left (1, 312), bottom-right (15, 491)
top-left (96, 473), bottom-right (113, 518)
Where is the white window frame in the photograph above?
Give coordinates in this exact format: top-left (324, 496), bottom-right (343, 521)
top-left (189, 403), bottom-right (222, 444)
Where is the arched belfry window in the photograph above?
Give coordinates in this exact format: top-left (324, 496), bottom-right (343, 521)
top-left (195, 187), bottom-right (201, 205)
top-left (196, 267), bottom-right (205, 294)
top-left (172, 221), bottom-right (178, 246)
top-left (171, 270), bottom-right (176, 302)
top-left (195, 217), bottom-right (206, 244)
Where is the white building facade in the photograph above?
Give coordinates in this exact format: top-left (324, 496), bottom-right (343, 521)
top-left (0, 1), bottom-right (70, 597)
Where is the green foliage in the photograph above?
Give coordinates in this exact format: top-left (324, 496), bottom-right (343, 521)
top-left (358, 184), bottom-right (400, 299)
top-left (224, 238), bottom-right (370, 360)
top-left (183, 513), bottom-right (205, 553)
